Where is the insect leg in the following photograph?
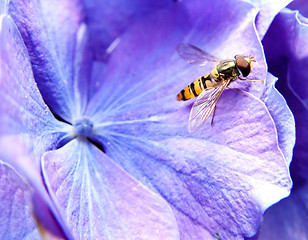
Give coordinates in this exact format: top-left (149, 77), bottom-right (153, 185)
top-left (226, 87), bottom-right (247, 97)
top-left (238, 76), bottom-right (264, 82)
top-left (211, 105), bottom-right (216, 126)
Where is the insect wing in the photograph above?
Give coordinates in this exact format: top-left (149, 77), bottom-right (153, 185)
top-left (189, 80), bottom-right (231, 132)
top-left (177, 43), bottom-right (219, 65)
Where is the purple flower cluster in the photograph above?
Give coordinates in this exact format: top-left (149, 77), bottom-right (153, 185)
top-left (0, 0), bottom-right (305, 239)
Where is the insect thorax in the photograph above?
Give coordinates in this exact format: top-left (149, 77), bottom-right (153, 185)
top-left (211, 60), bottom-right (240, 81)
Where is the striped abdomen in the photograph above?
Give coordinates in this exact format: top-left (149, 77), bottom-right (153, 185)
top-left (177, 74), bottom-right (216, 101)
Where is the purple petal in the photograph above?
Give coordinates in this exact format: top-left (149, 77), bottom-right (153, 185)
top-left (284, 11), bottom-right (308, 110)
top-left (246, 0), bottom-right (293, 39)
top-left (97, 90), bottom-right (291, 239)
top-left (0, 161), bottom-right (40, 240)
top-left (288, 0), bottom-right (308, 17)
top-left (256, 7), bottom-right (308, 239)
top-left (0, 136), bottom-right (74, 240)
top-left (263, 8), bottom-right (308, 181)
top-left (0, 160), bottom-right (68, 240)
top-left (288, 95), bottom-right (308, 182)
top-left (0, 0), bottom-right (9, 14)
top-left (261, 73), bottom-right (295, 165)
top-left (83, 0), bottom-right (172, 61)
top-left (83, 1), bottom-right (293, 238)
top-left (171, 207), bottom-right (215, 240)
top-left (86, 0), bottom-right (267, 120)
top-left (42, 139), bottom-right (180, 239)
top-left (263, 8), bottom-right (308, 110)
top-left (258, 183), bottom-right (308, 240)
top-left (0, 15), bottom-right (70, 164)
top-left (32, 192), bottom-right (69, 240)
top-left (8, 0), bottom-right (90, 122)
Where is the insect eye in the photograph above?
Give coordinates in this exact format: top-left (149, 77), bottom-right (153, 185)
top-left (236, 58), bottom-right (250, 77)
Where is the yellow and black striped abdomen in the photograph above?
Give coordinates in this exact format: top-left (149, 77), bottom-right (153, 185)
top-left (177, 74), bottom-right (215, 101)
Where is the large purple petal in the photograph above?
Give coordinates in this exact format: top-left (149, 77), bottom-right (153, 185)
top-left (0, 15), bottom-right (69, 165)
top-left (8, 0), bottom-right (90, 122)
top-left (42, 139), bottom-right (179, 239)
top-left (82, 0), bottom-right (173, 61)
top-left (97, 91), bottom-right (291, 239)
top-left (86, 0), bottom-right (267, 120)
top-left (83, 1), bottom-right (292, 238)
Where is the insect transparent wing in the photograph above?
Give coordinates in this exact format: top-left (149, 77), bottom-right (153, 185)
top-left (189, 80), bottom-right (231, 132)
top-left (177, 43), bottom-right (219, 65)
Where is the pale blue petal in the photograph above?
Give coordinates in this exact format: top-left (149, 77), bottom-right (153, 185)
top-left (42, 139), bottom-right (180, 240)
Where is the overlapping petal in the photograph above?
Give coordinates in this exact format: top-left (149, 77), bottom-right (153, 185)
top-left (84, 0), bottom-right (293, 239)
top-left (42, 139), bottom-right (179, 239)
top-left (0, 0), bottom-right (9, 15)
top-left (0, 15), bottom-right (69, 165)
top-left (245, 0), bottom-right (293, 39)
top-left (260, 8), bottom-right (308, 239)
top-left (288, 0), bottom-right (308, 17)
top-left (8, 0), bottom-right (88, 122)
top-left (261, 73), bottom-right (295, 165)
top-left (263, 8), bottom-right (308, 182)
top-left (0, 136), bottom-right (74, 240)
top-left (0, 161), bottom-right (40, 240)
top-left (263, 8), bottom-right (308, 110)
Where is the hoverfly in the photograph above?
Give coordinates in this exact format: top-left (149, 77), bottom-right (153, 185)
top-left (176, 43), bottom-right (260, 132)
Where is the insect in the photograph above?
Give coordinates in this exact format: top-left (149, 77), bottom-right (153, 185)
top-left (176, 43), bottom-right (260, 132)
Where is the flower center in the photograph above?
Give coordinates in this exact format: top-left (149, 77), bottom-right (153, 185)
top-left (73, 117), bottom-right (94, 138)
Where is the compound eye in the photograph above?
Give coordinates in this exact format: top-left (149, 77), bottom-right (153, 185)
top-left (236, 58), bottom-right (250, 77)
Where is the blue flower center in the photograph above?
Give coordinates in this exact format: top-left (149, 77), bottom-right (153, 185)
top-left (73, 118), bottom-right (94, 138)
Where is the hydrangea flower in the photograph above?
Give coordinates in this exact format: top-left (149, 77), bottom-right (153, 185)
top-left (0, 0), bottom-right (295, 239)
top-left (258, 5), bottom-right (308, 239)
